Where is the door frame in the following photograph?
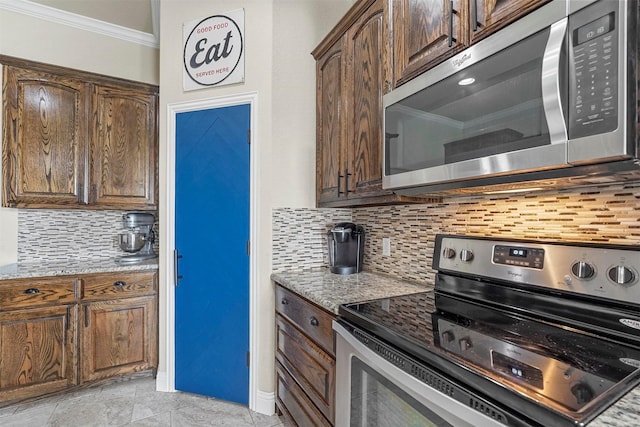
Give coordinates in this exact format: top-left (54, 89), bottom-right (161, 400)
top-left (161, 92), bottom-right (259, 410)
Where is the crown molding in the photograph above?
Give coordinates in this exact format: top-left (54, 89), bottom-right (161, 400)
top-left (0, 0), bottom-right (159, 48)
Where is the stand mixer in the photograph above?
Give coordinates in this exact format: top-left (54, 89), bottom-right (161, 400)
top-left (116, 212), bottom-right (156, 263)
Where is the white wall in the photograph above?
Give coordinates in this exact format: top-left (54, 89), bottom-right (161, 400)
top-left (158, 0), bottom-right (350, 412)
top-left (0, 6), bottom-right (159, 266)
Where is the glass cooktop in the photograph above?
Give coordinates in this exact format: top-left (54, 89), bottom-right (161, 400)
top-left (338, 288), bottom-right (640, 426)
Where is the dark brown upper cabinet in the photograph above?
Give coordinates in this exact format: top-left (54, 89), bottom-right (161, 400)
top-left (2, 56), bottom-right (158, 209)
top-left (392, 0), bottom-right (550, 87)
top-left (313, 0), bottom-right (430, 207)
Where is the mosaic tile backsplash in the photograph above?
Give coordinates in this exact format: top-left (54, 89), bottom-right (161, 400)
top-left (273, 182), bottom-right (640, 286)
top-left (18, 209), bottom-right (159, 263)
top-left (272, 208), bottom-right (351, 272)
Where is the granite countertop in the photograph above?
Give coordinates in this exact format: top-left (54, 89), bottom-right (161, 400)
top-left (0, 258), bottom-right (158, 281)
top-left (271, 268), bottom-right (427, 314)
top-left (271, 268), bottom-right (640, 427)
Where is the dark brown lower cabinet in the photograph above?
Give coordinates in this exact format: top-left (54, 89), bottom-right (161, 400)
top-left (274, 284), bottom-right (336, 426)
top-left (276, 361), bottom-right (332, 427)
top-left (81, 296), bottom-right (157, 383)
top-left (0, 270), bottom-right (157, 406)
top-left (0, 304), bottom-right (77, 403)
top-left (79, 271), bottom-right (158, 383)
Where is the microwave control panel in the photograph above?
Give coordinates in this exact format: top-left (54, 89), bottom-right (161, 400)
top-left (568, 0), bottom-right (619, 139)
top-left (569, 1), bottom-right (619, 139)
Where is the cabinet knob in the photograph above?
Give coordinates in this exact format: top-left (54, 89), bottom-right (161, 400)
top-left (281, 298), bottom-right (288, 305)
top-left (309, 316), bottom-right (319, 327)
top-left (113, 281), bottom-right (126, 287)
top-left (23, 288), bottom-right (40, 294)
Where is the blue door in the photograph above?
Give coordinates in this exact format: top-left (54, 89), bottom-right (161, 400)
top-left (175, 104), bottom-right (250, 404)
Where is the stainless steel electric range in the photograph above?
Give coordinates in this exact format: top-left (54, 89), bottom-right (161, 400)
top-left (334, 234), bottom-right (640, 427)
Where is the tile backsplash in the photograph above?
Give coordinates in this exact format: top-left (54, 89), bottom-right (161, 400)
top-left (18, 209), bottom-right (159, 263)
top-left (272, 208), bottom-right (351, 272)
top-left (273, 182), bottom-right (640, 285)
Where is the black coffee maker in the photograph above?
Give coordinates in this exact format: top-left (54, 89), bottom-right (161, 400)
top-left (327, 222), bottom-right (365, 274)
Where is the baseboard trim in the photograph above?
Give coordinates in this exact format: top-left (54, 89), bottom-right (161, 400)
top-left (253, 390), bottom-right (275, 415)
top-left (154, 371), bottom-right (173, 392)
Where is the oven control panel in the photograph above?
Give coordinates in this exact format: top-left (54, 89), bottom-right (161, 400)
top-left (493, 245), bottom-right (545, 269)
top-left (434, 235), bottom-right (640, 303)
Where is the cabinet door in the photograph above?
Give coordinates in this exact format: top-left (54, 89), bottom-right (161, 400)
top-left (2, 66), bottom-right (88, 207)
top-left (392, 0), bottom-right (468, 86)
top-left (316, 35), bottom-right (348, 206)
top-left (469, 0), bottom-right (550, 45)
top-left (276, 361), bottom-right (332, 427)
top-left (0, 305), bottom-right (77, 402)
top-left (91, 85), bottom-right (157, 209)
top-left (276, 314), bottom-right (335, 424)
top-left (346, 0), bottom-right (392, 199)
top-left (81, 296), bottom-right (157, 383)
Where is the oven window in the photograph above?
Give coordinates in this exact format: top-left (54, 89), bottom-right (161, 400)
top-left (350, 357), bottom-right (453, 427)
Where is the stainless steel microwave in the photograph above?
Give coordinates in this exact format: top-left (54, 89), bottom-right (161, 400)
top-left (383, 0), bottom-right (638, 196)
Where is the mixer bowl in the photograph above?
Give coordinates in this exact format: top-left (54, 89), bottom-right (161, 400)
top-left (119, 231), bottom-right (145, 252)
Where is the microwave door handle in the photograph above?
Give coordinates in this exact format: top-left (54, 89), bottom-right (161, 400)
top-left (541, 18), bottom-right (568, 145)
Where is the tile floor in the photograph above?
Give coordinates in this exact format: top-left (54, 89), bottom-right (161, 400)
top-left (0, 377), bottom-right (286, 427)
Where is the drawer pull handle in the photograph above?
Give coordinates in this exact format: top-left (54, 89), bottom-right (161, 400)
top-left (281, 298), bottom-right (288, 305)
top-left (113, 281), bottom-right (126, 287)
top-left (309, 316), bottom-right (319, 327)
top-left (24, 288), bottom-right (40, 294)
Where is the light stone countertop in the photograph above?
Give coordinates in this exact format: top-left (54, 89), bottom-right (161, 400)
top-left (0, 258), bottom-right (158, 281)
top-left (271, 268), bottom-right (640, 427)
top-left (271, 268), bottom-right (427, 314)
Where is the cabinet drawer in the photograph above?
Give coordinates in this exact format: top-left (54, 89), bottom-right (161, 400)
top-left (276, 314), bottom-right (335, 424)
top-left (275, 285), bottom-right (335, 355)
top-left (81, 271), bottom-right (156, 301)
top-left (276, 361), bottom-right (332, 427)
top-left (0, 277), bottom-right (76, 310)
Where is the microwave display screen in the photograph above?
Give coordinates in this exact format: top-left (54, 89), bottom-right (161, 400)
top-left (575, 13), bottom-right (614, 46)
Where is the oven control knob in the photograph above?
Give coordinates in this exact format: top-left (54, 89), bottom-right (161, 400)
top-left (459, 337), bottom-right (472, 351)
top-left (442, 247), bottom-right (456, 259)
top-left (460, 249), bottom-right (474, 262)
top-left (441, 330), bottom-right (455, 344)
top-left (571, 383), bottom-right (594, 405)
top-left (608, 265), bottom-right (636, 285)
top-left (571, 261), bottom-right (595, 280)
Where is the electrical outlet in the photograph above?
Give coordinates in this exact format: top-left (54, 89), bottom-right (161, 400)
top-left (382, 237), bottom-right (391, 256)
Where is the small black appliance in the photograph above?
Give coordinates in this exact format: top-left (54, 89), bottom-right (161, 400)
top-left (327, 222), bottom-right (365, 275)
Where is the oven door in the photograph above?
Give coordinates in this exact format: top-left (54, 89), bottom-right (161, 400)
top-left (334, 321), bottom-right (508, 427)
